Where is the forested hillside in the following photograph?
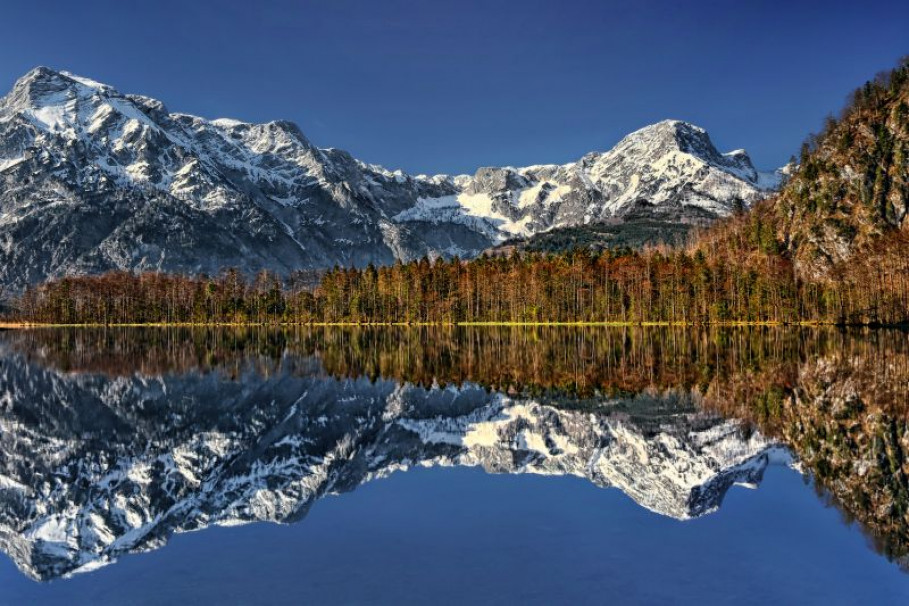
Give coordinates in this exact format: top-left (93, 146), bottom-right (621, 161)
top-left (489, 205), bottom-right (714, 254)
top-left (776, 59), bottom-right (909, 278)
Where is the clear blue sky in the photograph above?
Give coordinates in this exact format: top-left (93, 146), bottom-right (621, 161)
top-left (1, 0), bottom-right (907, 174)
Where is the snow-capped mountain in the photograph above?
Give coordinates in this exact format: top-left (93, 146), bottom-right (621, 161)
top-left (0, 67), bottom-right (784, 287)
top-left (396, 120), bottom-right (785, 239)
top-left (0, 343), bottom-right (784, 581)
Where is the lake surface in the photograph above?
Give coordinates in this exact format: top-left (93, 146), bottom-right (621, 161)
top-left (0, 327), bottom-right (907, 604)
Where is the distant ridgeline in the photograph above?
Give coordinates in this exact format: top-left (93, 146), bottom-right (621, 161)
top-left (4, 59), bottom-right (909, 326)
top-left (4, 325), bottom-right (909, 568)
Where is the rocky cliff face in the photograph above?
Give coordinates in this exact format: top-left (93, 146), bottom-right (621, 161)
top-left (0, 67), bottom-right (782, 288)
top-left (0, 343), bottom-right (782, 581)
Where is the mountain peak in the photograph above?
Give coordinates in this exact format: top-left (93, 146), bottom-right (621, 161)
top-left (606, 119), bottom-right (765, 185)
top-left (619, 119), bottom-right (717, 157)
top-left (16, 65), bottom-right (63, 84)
top-left (627, 119), bottom-right (706, 139)
top-left (8, 66), bottom-right (70, 100)
top-left (3, 67), bottom-right (112, 116)
top-left (11, 66), bottom-right (107, 95)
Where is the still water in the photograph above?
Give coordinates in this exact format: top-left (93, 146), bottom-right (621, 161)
top-left (0, 327), bottom-right (907, 604)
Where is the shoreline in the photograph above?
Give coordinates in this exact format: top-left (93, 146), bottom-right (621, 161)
top-left (0, 320), bottom-right (851, 329)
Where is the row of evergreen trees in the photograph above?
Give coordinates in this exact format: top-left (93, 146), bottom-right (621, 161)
top-left (8, 208), bottom-right (908, 326)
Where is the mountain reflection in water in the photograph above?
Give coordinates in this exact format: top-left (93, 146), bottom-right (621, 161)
top-left (0, 326), bottom-right (907, 581)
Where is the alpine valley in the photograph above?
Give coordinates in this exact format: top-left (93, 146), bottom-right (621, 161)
top-left (0, 67), bottom-right (787, 288)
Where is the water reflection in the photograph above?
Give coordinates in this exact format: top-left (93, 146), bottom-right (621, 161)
top-left (0, 327), bottom-right (907, 580)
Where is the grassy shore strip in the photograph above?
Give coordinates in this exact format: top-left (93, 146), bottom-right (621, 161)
top-left (0, 320), bottom-right (839, 329)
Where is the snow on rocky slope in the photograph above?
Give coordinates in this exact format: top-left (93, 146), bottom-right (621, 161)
top-left (0, 345), bottom-right (785, 580)
top-left (396, 120), bottom-right (786, 238)
top-left (0, 67), bottom-right (784, 288)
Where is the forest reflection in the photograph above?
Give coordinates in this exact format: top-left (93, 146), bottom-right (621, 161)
top-left (0, 326), bottom-right (888, 393)
top-left (2, 326), bottom-right (908, 568)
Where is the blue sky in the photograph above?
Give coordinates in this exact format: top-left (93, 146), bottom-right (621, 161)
top-left (1, 0), bottom-right (907, 174)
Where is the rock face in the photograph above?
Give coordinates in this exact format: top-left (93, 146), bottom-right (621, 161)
top-left (0, 67), bottom-right (783, 288)
top-left (0, 343), bottom-right (783, 581)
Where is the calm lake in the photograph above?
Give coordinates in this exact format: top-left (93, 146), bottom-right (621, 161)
top-left (0, 326), bottom-right (908, 604)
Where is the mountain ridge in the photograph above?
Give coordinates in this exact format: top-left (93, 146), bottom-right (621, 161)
top-left (0, 67), bottom-right (783, 288)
